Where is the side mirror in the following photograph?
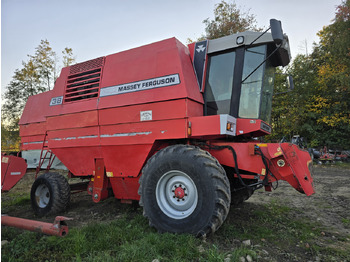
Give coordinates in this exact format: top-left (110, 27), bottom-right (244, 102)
top-left (274, 75), bottom-right (294, 95)
top-left (270, 19), bottom-right (284, 45)
top-left (287, 76), bottom-right (294, 91)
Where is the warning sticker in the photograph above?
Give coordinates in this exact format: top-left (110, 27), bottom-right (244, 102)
top-left (140, 110), bottom-right (152, 121)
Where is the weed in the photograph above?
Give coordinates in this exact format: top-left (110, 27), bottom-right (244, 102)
top-left (230, 248), bottom-right (257, 261)
top-left (342, 218), bottom-right (350, 226)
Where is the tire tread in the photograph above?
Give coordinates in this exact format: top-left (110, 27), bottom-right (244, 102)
top-left (31, 172), bottom-right (70, 216)
top-left (139, 144), bottom-right (231, 236)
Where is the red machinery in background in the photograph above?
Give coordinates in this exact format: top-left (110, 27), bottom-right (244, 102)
top-left (1, 154), bottom-right (27, 192)
top-left (18, 19), bottom-right (314, 236)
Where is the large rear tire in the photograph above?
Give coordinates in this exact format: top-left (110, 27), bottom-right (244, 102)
top-left (138, 145), bottom-right (231, 237)
top-left (31, 172), bottom-right (70, 217)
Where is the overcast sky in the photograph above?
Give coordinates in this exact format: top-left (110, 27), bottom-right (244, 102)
top-left (1, 0), bottom-right (341, 92)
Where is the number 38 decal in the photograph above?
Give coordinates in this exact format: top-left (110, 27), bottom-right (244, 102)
top-left (50, 96), bottom-right (63, 106)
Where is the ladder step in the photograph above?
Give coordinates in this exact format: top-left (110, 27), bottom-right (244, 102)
top-left (35, 132), bottom-right (55, 179)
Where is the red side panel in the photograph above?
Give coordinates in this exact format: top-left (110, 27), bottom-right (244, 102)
top-left (47, 118), bottom-right (187, 178)
top-left (51, 147), bottom-right (102, 176)
top-left (187, 99), bottom-right (204, 117)
top-left (102, 144), bottom-right (153, 178)
top-left (20, 122), bottom-right (47, 151)
top-left (236, 119), bottom-right (271, 137)
top-left (209, 142), bottom-right (264, 174)
top-left (99, 119), bottom-right (186, 146)
top-left (176, 40), bottom-right (204, 99)
top-left (59, 100), bottom-right (99, 116)
top-left (48, 127), bottom-right (100, 148)
top-left (47, 111), bottom-right (98, 130)
top-left (19, 92), bottom-right (53, 125)
top-left (98, 38), bottom-right (203, 110)
top-left (188, 42), bottom-right (196, 61)
top-left (1, 155), bottom-right (27, 192)
top-left (189, 115), bottom-right (221, 137)
top-left (21, 134), bottom-right (46, 151)
top-left (110, 177), bottom-right (140, 200)
top-left (99, 100), bottom-right (187, 126)
top-left (20, 122), bottom-right (47, 137)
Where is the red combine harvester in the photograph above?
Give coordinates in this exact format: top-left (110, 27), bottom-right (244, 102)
top-left (19, 19), bottom-right (314, 236)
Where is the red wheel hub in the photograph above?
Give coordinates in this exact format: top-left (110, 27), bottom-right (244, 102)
top-left (174, 187), bottom-right (185, 199)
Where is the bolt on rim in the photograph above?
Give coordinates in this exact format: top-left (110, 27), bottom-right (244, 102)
top-left (156, 170), bottom-right (198, 219)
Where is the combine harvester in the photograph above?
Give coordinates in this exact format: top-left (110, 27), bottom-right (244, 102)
top-left (18, 19), bottom-right (314, 236)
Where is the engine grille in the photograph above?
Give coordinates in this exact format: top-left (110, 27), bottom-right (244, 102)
top-left (69, 57), bottom-right (104, 75)
top-left (64, 57), bottom-right (104, 103)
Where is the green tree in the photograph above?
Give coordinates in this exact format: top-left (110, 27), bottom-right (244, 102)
top-left (309, 0), bottom-right (350, 148)
top-left (1, 122), bottom-right (20, 153)
top-left (62, 47), bottom-right (76, 67)
top-left (29, 39), bottom-right (56, 91)
top-left (270, 0), bottom-right (350, 149)
top-left (2, 58), bottom-right (43, 128)
top-left (270, 55), bottom-right (319, 144)
top-left (189, 0), bottom-right (261, 42)
top-left (2, 40), bottom-right (75, 148)
top-left (203, 1), bottom-right (261, 39)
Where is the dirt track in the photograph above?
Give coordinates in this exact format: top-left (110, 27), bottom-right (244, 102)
top-left (2, 165), bottom-right (350, 260)
top-left (252, 165), bottom-right (350, 235)
top-left (245, 165), bottom-right (350, 261)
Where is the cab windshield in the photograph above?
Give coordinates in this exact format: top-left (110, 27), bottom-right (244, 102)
top-left (239, 45), bottom-right (275, 123)
top-left (204, 44), bottom-right (275, 123)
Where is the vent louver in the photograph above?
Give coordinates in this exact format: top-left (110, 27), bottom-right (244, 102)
top-left (64, 57), bottom-right (104, 103)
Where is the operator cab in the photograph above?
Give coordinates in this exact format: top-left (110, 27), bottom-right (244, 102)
top-left (202, 19), bottom-right (291, 125)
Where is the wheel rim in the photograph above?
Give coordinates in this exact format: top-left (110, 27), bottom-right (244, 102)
top-left (35, 184), bottom-right (50, 208)
top-left (156, 170), bottom-right (198, 219)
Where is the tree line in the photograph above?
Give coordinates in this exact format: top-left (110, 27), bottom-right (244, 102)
top-left (270, 0), bottom-right (350, 149)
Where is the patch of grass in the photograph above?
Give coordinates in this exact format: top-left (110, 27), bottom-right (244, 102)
top-left (342, 218), bottom-right (350, 228)
top-left (230, 248), bottom-right (257, 262)
top-left (312, 246), bottom-right (350, 261)
top-left (2, 199), bottom-right (349, 261)
top-left (342, 218), bottom-right (350, 224)
top-left (1, 193), bottom-right (30, 209)
top-left (2, 214), bottom-right (239, 262)
top-left (329, 161), bottom-right (350, 169)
